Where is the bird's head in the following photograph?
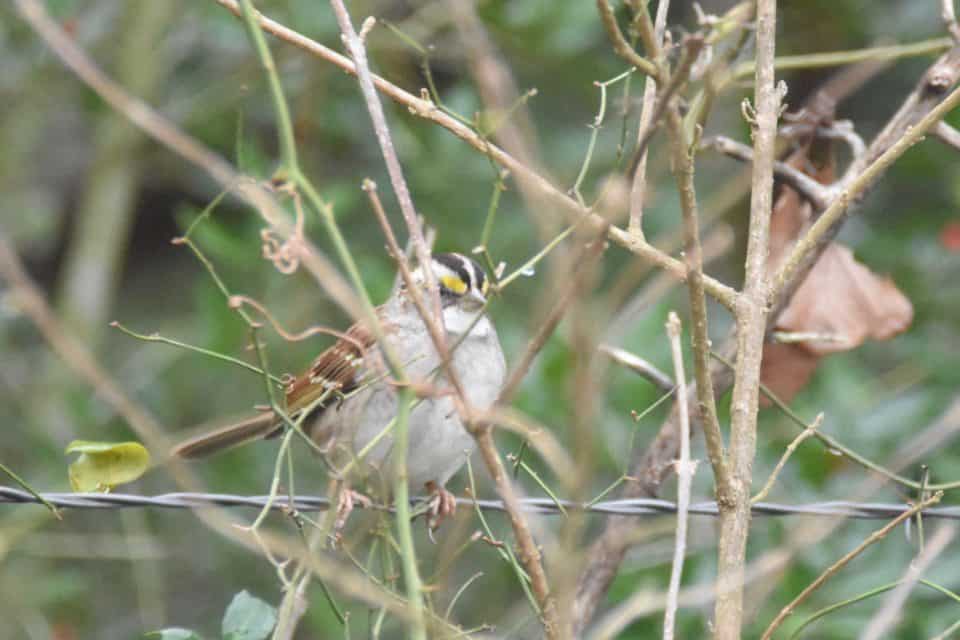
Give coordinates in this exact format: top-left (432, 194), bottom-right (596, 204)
top-left (412, 252), bottom-right (490, 310)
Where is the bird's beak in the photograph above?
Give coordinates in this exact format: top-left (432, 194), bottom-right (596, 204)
top-left (467, 288), bottom-right (487, 308)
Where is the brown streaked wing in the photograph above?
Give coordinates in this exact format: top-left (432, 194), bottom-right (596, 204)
top-left (283, 320), bottom-right (377, 418)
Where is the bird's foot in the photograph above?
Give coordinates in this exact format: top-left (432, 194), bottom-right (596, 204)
top-left (425, 481), bottom-right (457, 542)
top-left (332, 488), bottom-right (372, 544)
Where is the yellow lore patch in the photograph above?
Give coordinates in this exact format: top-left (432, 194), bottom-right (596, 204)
top-left (440, 274), bottom-right (468, 295)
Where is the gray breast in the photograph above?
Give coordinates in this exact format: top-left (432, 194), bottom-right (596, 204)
top-left (345, 298), bottom-right (506, 489)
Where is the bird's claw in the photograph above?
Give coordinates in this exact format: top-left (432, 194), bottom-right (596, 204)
top-left (332, 488), bottom-right (372, 545)
top-left (425, 481), bottom-right (457, 543)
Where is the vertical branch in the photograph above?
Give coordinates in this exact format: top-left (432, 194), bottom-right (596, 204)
top-left (664, 108), bottom-right (730, 495)
top-left (663, 312), bottom-right (697, 640)
top-left (237, 0), bottom-right (298, 173)
top-left (327, 1), bottom-right (438, 315)
top-left (628, 0), bottom-right (671, 235)
top-left (471, 425), bottom-right (564, 639)
top-left (715, 0), bottom-right (781, 637)
top-left (389, 388), bottom-right (426, 640)
top-left (943, 0), bottom-right (960, 41)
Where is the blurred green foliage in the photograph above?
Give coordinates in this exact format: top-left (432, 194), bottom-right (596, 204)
top-left (2, 1), bottom-right (960, 638)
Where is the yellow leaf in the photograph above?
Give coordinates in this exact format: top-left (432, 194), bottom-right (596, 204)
top-left (66, 441), bottom-right (151, 492)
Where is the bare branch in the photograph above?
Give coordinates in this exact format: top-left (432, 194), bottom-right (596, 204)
top-left (627, 0), bottom-right (671, 234)
top-left (751, 414), bottom-right (822, 504)
top-left (662, 313), bottom-right (697, 640)
top-left (760, 492), bottom-right (944, 640)
top-left (575, 34), bottom-right (960, 627)
top-left (327, 1), bottom-right (438, 319)
top-left (944, 0), bottom-right (960, 42)
top-left (714, 0), bottom-right (782, 633)
top-left (212, 0), bottom-right (739, 310)
top-left (595, 0), bottom-right (659, 78)
top-left (732, 37), bottom-right (953, 78)
top-left (933, 120), bottom-right (960, 150)
top-left (861, 523), bottom-right (957, 640)
top-left (501, 236), bottom-right (609, 404)
top-left (14, 0), bottom-right (365, 324)
top-left (598, 345), bottom-right (674, 393)
top-left (704, 135), bottom-right (832, 209)
top-left (664, 107), bottom-right (731, 496)
top-left (771, 79), bottom-right (960, 307)
top-left (633, 35), bottom-right (707, 168)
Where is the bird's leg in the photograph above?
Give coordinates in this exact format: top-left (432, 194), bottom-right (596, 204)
top-left (424, 481), bottom-right (457, 538)
top-left (332, 486), bottom-right (372, 544)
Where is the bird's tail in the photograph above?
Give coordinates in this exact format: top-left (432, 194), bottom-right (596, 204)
top-left (171, 413), bottom-right (279, 459)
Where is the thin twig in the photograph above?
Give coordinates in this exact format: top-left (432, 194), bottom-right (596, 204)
top-left (664, 106), bottom-right (731, 496)
top-left (791, 579), bottom-right (960, 640)
top-left (595, 0), bottom-right (659, 78)
top-left (237, 0), bottom-right (297, 173)
top-left (711, 351), bottom-right (960, 492)
top-left (110, 321), bottom-right (284, 385)
top-left (470, 424), bottom-right (563, 637)
top-left (627, 0), bottom-right (671, 234)
top-left (0, 461), bottom-right (60, 519)
top-left (944, 0), bottom-right (960, 42)
top-left (572, 68), bottom-right (636, 206)
top-left (771, 80), bottom-right (960, 305)
top-left (732, 37), bottom-right (953, 78)
top-left (471, 406), bottom-right (576, 481)
top-left (211, 0), bottom-right (739, 311)
top-left (499, 234), bottom-right (609, 404)
top-left (760, 492), bottom-right (944, 640)
top-left (446, 0), bottom-right (541, 169)
top-left (598, 345), bottom-right (674, 393)
top-left (662, 313), bottom-right (697, 640)
top-left (14, 0), bottom-right (364, 323)
top-left (230, 5), bottom-right (413, 637)
top-left (632, 35), bottom-right (707, 170)
top-left (365, 140), bottom-right (561, 640)
top-left (704, 135), bottom-right (832, 209)
top-left (363, 180), bottom-right (458, 393)
top-left (328, 2), bottom-right (437, 320)
top-left (751, 414), bottom-right (823, 504)
top-left (860, 523), bottom-right (957, 640)
top-left (329, 1), bottom-right (563, 621)
top-left (933, 120), bottom-right (960, 151)
top-left (933, 613), bottom-right (960, 639)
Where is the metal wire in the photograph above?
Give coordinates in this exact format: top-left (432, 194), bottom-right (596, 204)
top-left (2, 486), bottom-right (958, 520)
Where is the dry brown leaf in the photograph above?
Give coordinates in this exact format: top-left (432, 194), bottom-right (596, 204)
top-left (775, 243), bottom-right (913, 356)
top-left (758, 96), bottom-right (912, 404)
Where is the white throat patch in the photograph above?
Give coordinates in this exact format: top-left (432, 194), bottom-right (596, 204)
top-left (442, 305), bottom-right (487, 336)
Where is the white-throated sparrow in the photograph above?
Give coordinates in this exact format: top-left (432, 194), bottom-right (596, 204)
top-left (173, 252), bottom-right (506, 527)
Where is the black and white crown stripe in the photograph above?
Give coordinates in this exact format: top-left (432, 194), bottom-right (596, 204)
top-left (432, 252), bottom-right (486, 295)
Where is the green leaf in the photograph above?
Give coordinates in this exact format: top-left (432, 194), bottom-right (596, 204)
top-left (221, 590), bottom-right (277, 640)
top-left (65, 440), bottom-right (151, 492)
top-left (145, 628), bottom-right (203, 640)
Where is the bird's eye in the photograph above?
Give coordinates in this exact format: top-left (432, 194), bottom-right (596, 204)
top-left (440, 274), bottom-right (468, 295)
